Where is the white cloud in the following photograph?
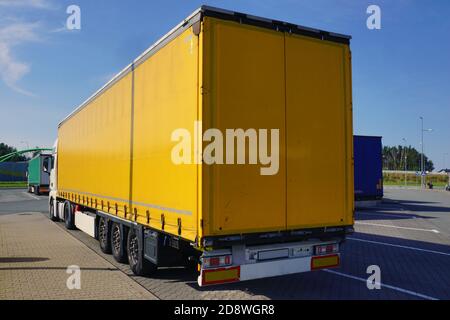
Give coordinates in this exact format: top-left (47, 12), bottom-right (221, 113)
top-left (0, 22), bottom-right (41, 96)
top-left (0, 0), bottom-right (53, 9)
top-left (0, 0), bottom-right (55, 96)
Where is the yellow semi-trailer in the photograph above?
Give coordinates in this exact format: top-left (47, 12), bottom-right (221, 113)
top-left (49, 6), bottom-right (354, 286)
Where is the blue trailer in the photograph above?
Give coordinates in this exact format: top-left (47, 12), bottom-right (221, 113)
top-left (0, 162), bottom-right (28, 182)
top-left (354, 135), bottom-right (383, 203)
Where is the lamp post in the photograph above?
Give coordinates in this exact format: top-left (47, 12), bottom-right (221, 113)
top-left (419, 117), bottom-right (433, 189)
top-left (444, 153), bottom-right (448, 170)
top-left (402, 138), bottom-right (407, 186)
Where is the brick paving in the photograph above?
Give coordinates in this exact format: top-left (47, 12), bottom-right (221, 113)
top-left (1, 188), bottom-right (450, 300)
top-left (61, 188), bottom-right (450, 300)
top-left (0, 212), bottom-right (157, 300)
top-left (62, 224), bottom-right (268, 300)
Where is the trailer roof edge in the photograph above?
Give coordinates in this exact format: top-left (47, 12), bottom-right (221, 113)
top-left (200, 5), bottom-right (352, 40)
top-left (58, 6), bottom-right (351, 128)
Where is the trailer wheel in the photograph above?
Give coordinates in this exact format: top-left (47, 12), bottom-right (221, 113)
top-left (63, 201), bottom-right (76, 230)
top-left (98, 217), bottom-right (112, 254)
top-left (49, 199), bottom-right (58, 222)
top-left (127, 228), bottom-right (157, 276)
top-left (111, 223), bottom-right (128, 263)
top-left (184, 256), bottom-right (199, 272)
top-left (34, 186), bottom-right (40, 196)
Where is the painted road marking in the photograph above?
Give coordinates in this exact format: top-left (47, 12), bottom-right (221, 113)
top-left (355, 221), bottom-right (439, 233)
top-left (356, 212), bottom-right (416, 219)
top-left (323, 269), bottom-right (438, 300)
top-left (23, 192), bottom-right (40, 201)
top-left (348, 237), bottom-right (450, 257)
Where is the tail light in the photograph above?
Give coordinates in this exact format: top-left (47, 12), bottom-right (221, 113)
top-left (202, 255), bottom-right (232, 268)
top-left (314, 243), bottom-right (339, 256)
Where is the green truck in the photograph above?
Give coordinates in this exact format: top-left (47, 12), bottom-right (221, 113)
top-left (27, 154), bottom-right (53, 195)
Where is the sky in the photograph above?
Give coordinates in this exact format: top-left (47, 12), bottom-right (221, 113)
top-left (0, 0), bottom-right (449, 170)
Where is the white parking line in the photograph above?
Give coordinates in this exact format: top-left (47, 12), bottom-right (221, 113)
top-left (23, 192), bottom-right (40, 201)
top-left (356, 212), bottom-right (416, 219)
top-left (323, 269), bottom-right (439, 300)
top-left (355, 221), bottom-right (439, 233)
top-left (347, 237), bottom-right (450, 257)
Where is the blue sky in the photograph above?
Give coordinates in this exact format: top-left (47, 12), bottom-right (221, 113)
top-left (0, 0), bottom-right (449, 170)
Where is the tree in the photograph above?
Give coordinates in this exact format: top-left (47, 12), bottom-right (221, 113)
top-left (0, 143), bottom-right (29, 162)
top-left (382, 145), bottom-right (434, 172)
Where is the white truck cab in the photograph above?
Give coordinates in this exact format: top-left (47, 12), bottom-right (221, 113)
top-left (49, 140), bottom-right (61, 221)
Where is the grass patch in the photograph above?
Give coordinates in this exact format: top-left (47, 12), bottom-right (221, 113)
top-left (383, 181), bottom-right (448, 187)
top-left (0, 181), bottom-right (27, 188)
top-left (383, 171), bottom-right (449, 187)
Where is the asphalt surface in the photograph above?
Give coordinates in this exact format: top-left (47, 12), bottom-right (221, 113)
top-left (1, 187), bottom-right (449, 300)
top-left (0, 189), bottom-right (48, 215)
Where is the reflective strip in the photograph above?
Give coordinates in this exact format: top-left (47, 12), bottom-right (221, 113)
top-left (202, 266), bottom-right (240, 285)
top-left (311, 254), bottom-right (340, 270)
top-left (59, 189), bottom-right (192, 215)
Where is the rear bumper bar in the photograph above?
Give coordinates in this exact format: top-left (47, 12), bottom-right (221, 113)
top-left (198, 253), bottom-right (340, 286)
top-left (202, 225), bottom-right (353, 248)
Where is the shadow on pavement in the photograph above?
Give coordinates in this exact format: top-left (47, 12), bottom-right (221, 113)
top-left (0, 266), bottom-right (118, 271)
top-left (183, 231), bottom-right (450, 299)
top-left (355, 210), bottom-right (433, 221)
top-left (131, 266), bottom-right (197, 284)
top-left (355, 197), bottom-right (450, 221)
top-left (383, 198), bottom-right (450, 213)
top-left (0, 257), bottom-right (49, 263)
top-left (348, 231), bottom-right (450, 255)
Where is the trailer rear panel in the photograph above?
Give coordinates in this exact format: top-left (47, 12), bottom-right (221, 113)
top-left (201, 17), bottom-right (287, 236)
top-left (285, 34), bottom-right (353, 229)
top-left (201, 17), bottom-right (354, 236)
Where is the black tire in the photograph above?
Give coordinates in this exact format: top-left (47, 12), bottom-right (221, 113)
top-left (127, 228), bottom-right (157, 276)
top-left (34, 186), bottom-right (40, 196)
top-left (98, 217), bottom-right (112, 254)
top-left (64, 201), bottom-right (76, 230)
top-left (111, 222), bottom-right (128, 263)
top-left (49, 199), bottom-right (58, 222)
top-left (184, 256), bottom-right (199, 273)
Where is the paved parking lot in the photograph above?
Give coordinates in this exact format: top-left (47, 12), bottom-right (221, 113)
top-left (1, 188), bottom-right (449, 300)
top-left (0, 190), bottom-right (156, 300)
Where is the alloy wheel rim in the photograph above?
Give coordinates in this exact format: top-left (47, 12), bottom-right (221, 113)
top-left (99, 220), bottom-right (106, 245)
top-left (129, 234), bottom-right (139, 265)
